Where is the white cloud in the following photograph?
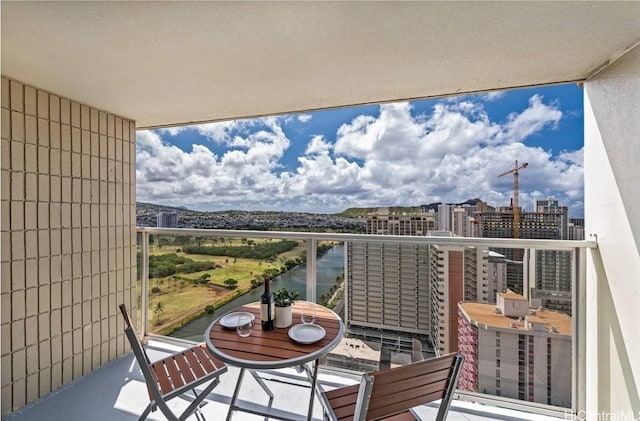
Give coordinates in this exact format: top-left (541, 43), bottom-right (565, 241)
top-left (297, 114), bottom-right (312, 123)
top-left (137, 93), bottom-right (583, 215)
top-left (481, 91), bottom-right (507, 101)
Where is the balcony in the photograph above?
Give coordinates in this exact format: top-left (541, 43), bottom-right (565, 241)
top-left (4, 339), bottom-right (566, 421)
top-left (121, 227), bottom-right (591, 419)
top-left (2, 3), bottom-right (639, 420)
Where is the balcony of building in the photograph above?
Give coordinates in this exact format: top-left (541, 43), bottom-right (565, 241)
top-left (2, 2), bottom-right (639, 420)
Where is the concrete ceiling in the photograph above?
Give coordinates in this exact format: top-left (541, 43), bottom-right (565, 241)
top-left (2, 1), bottom-right (639, 129)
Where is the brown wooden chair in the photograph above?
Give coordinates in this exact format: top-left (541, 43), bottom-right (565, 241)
top-left (320, 352), bottom-right (464, 421)
top-left (119, 304), bottom-right (227, 421)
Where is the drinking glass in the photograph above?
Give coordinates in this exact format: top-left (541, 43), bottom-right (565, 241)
top-left (300, 303), bottom-right (316, 325)
top-left (236, 314), bottom-right (253, 337)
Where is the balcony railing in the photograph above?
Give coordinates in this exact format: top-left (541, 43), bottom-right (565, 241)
top-left (136, 226), bottom-right (595, 419)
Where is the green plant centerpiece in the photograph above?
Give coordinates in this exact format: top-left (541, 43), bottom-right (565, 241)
top-left (273, 288), bottom-right (299, 328)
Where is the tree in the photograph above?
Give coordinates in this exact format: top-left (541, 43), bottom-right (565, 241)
top-left (154, 302), bottom-right (165, 324)
top-left (196, 273), bottom-right (211, 285)
top-left (224, 278), bottom-right (238, 289)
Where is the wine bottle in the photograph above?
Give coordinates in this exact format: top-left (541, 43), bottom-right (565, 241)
top-left (261, 277), bottom-right (275, 331)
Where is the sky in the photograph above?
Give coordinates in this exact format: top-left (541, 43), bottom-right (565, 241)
top-left (136, 84), bottom-right (584, 217)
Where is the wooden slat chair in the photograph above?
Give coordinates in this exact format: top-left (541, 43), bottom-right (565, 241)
top-left (320, 352), bottom-right (464, 421)
top-left (119, 304), bottom-right (228, 421)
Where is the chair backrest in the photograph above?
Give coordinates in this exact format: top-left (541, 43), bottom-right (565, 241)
top-left (355, 352), bottom-right (464, 421)
top-left (119, 304), bottom-right (164, 401)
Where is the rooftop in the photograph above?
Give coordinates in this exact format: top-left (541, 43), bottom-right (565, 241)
top-left (460, 302), bottom-right (572, 336)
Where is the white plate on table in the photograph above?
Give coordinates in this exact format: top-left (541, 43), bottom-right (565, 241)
top-left (219, 312), bottom-right (255, 329)
top-left (288, 324), bottom-right (326, 344)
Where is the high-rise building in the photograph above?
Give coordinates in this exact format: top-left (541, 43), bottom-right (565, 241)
top-left (366, 208), bottom-right (436, 236)
top-left (157, 211), bottom-right (178, 228)
top-left (475, 200), bottom-right (572, 310)
top-left (458, 293), bottom-right (572, 407)
top-left (486, 251), bottom-right (508, 303)
top-left (345, 241), bottom-right (431, 349)
top-left (429, 240), bottom-right (465, 355)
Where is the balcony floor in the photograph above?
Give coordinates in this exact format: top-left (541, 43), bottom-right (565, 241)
top-left (5, 341), bottom-right (564, 421)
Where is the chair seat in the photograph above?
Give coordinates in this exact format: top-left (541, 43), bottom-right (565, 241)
top-left (150, 343), bottom-right (226, 396)
top-left (323, 384), bottom-right (418, 421)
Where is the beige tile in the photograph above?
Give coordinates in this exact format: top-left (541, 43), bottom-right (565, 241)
top-left (38, 175), bottom-right (49, 203)
top-left (24, 86), bottom-right (36, 116)
top-left (1, 170), bottom-right (9, 201)
top-left (60, 150), bottom-right (71, 178)
top-left (99, 111), bottom-right (107, 135)
top-left (1, 78), bottom-right (9, 109)
top-left (49, 95), bottom-right (60, 123)
top-left (60, 98), bottom-right (70, 125)
top-left (23, 290), bottom-right (36, 325)
top-left (71, 102), bottom-right (80, 128)
top-left (25, 173), bottom-right (37, 202)
top-left (39, 366), bottom-right (51, 397)
top-left (90, 108), bottom-right (99, 133)
top-left (0, 324), bottom-right (10, 356)
top-left (62, 357), bottom-right (72, 384)
top-left (11, 140), bottom-right (24, 171)
top-left (49, 149), bottom-right (60, 176)
top-left (72, 304), bottom-right (82, 331)
top-left (90, 156), bottom-right (99, 180)
top-left (50, 229), bottom-right (61, 256)
top-left (107, 114), bottom-right (115, 137)
top-left (12, 377), bottom-right (26, 411)
top-left (12, 318), bottom-right (25, 350)
top-left (71, 152), bottom-right (81, 178)
top-left (26, 372), bottom-right (39, 403)
top-left (72, 179), bottom-right (81, 205)
top-left (25, 115), bottom-right (37, 144)
top-left (25, 258), bottom-right (37, 289)
top-left (72, 251), bottom-right (82, 279)
top-left (81, 129), bottom-right (90, 156)
top-left (11, 231), bottom-right (25, 260)
top-left (37, 118), bottom-right (49, 147)
top-left (61, 176), bottom-right (71, 204)
top-left (50, 281), bottom-right (61, 310)
top-left (24, 200), bottom-right (37, 230)
top-left (25, 316), bottom-right (38, 347)
top-left (11, 259), bottom-right (25, 290)
top-left (39, 285), bottom-right (50, 314)
top-left (49, 121), bottom-right (60, 149)
top-left (38, 146), bottom-right (49, 174)
top-left (10, 80), bottom-right (23, 112)
top-left (1, 293), bottom-right (10, 326)
top-left (24, 230), bottom-right (38, 259)
top-left (50, 361), bottom-right (61, 391)
top-left (81, 105), bottom-right (90, 130)
top-left (61, 228), bottom-right (71, 256)
top-left (11, 201), bottom-right (24, 231)
top-left (49, 201), bottom-right (60, 230)
top-left (11, 111), bottom-right (24, 142)
top-left (1, 109), bottom-right (10, 140)
top-left (11, 171), bottom-right (24, 201)
top-left (1, 232), bottom-right (10, 263)
top-left (38, 256), bottom-right (50, 286)
top-left (71, 127), bottom-right (81, 153)
top-left (81, 154), bottom-right (90, 180)
top-left (60, 124), bottom-right (70, 151)
top-left (82, 179), bottom-right (91, 205)
top-left (37, 90), bottom-right (49, 119)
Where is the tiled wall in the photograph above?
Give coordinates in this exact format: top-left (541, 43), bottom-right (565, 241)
top-left (0, 77), bottom-right (137, 416)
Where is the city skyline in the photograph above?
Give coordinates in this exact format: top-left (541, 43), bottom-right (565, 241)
top-left (136, 84), bottom-right (584, 216)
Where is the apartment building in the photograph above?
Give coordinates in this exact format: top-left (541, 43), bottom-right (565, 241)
top-left (156, 211), bottom-right (177, 228)
top-left (366, 207), bottom-right (436, 236)
top-left (458, 293), bottom-right (572, 407)
top-left (429, 241), bottom-right (465, 355)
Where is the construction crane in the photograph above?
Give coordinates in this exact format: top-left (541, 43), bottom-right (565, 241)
top-left (498, 160), bottom-right (528, 238)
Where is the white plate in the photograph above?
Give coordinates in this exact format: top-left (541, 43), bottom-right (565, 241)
top-left (288, 324), bottom-right (326, 344)
top-left (219, 312), bottom-right (255, 329)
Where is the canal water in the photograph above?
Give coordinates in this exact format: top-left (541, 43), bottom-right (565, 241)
top-left (170, 244), bottom-right (345, 342)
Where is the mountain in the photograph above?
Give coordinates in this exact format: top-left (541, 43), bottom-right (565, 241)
top-left (339, 198), bottom-right (485, 216)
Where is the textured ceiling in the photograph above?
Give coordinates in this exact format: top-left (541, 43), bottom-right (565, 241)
top-left (2, 2), bottom-right (639, 128)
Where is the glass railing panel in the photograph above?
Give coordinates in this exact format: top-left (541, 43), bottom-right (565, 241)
top-left (142, 231), bottom-right (308, 339)
top-left (138, 228), bottom-right (590, 416)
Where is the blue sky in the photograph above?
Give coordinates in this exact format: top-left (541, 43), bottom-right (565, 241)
top-left (136, 84), bottom-right (584, 217)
